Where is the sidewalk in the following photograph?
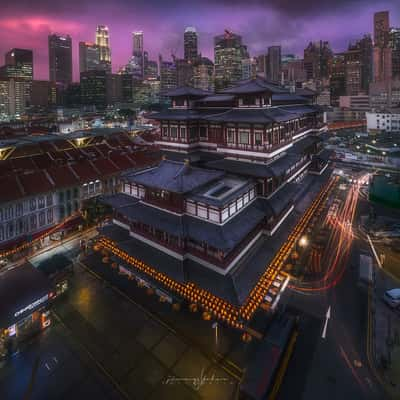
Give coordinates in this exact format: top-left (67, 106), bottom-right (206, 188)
top-left (370, 266), bottom-right (400, 399)
top-left (1, 227), bottom-right (98, 272)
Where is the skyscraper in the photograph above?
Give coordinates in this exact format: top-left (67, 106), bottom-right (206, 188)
top-left (1, 49), bottom-right (33, 80)
top-left (214, 30), bottom-right (249, 90)
top-left (132, 31), bottom-right (144, 79)
top-left (374, 11), bottom-right (390, 48)
top-left (390, 27), bottom-right (400, 80)
top-left (80, 70), bottom-right (107, 109)
top-left (159, 55), bottom-right (177, 101)
top-left (304, 41), bottom-right (333, 81)
top-left (344, 45), bottom-right (362, 96)
top-left (96, 25), bottom-right (111, 72)
top-left (193, 57), bottom-right (214, 91)
top-left (184, 27), bottom-right (198, 63)
top-left (79, 42), bottom-right (101, 74)
top-left (48, 34), bottom-right (73, 87)
top-left (373, 11), bottom-right (392, 82)
top-left (267, 46), bottom-right (281, 82)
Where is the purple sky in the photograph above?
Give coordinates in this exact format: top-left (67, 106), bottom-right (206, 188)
top-left (1, 0), bottom-right (399, 81)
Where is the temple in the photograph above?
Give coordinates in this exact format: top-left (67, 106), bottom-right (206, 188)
top-left (96, 77), bottom-right (332, 323)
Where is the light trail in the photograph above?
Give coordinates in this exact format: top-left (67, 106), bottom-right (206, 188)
top-left (290, 173), bottom-right (368, 293)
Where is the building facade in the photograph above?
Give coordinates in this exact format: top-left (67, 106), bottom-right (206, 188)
top-left (95, 25), bottom-right (112, 73)
top-left (184, 27), bottom-right (198, 64)
top-left (214, 30), bottom-right (249, 90)
top-left (48, 34), bottom-right (73, 87)
top-left (79, 42), bottom-right (101, 74)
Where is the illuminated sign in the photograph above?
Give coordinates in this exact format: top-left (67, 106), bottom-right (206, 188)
top-left (14, 294), bottom-right (49, 318)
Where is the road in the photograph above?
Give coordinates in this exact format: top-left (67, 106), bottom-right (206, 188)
top-left (278, 176), bottom-right (388, 400)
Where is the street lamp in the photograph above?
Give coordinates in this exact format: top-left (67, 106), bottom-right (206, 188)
top-left (299, 236), bottom-right (308, 248)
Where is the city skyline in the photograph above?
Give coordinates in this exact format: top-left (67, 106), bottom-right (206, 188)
top-left (1, 0), bottom-right (399, 81)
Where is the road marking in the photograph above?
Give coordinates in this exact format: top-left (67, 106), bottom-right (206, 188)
top-left (321, 305), bottom-right (331, 339)
top-left (45, 363), bottom-right (50, 371)
top-left (53, 357), bottom-right (58, 364)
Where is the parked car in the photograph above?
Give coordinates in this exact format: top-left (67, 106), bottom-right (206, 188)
top-left (383, 288), bottom-right (400, 308)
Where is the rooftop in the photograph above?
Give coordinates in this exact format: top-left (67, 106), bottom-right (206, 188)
top-left (123, 160), bottom-right (225, 193)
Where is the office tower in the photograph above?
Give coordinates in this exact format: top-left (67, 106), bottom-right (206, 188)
top-left (358, 35), bottom-right (373, 92)
top-left (281, 56), bottom-right (306, 85)
top-left (304, 41), bottom-right (333, 80)
top-left (193, 57), bottom-right (214, 91)
top-left (80, 70), bottom-right (107, 109)
top-left (106, 74), bottom-right (122, 105)
top-left (184, 27), bottom-right (198, 63)
top-left (96, 25), bottom-right (111, 72)
top-left (241, 58), bottom-right (257, 80)
top-left (390, 28), bottom-right (400, 79)
top-left (0, 48), bottom-right (34, 109)
top-left (1, 49), bottom-right (33, 80)
top-left (374, 11), bottom-right (390, 48)
top-left (256, 54), bottom-right (267, 77)
top-left (131, 31), bottom-right (144, 79)
top-left (267, 46), bottom-right (281, 82)
top-left (79, 42), bottom-right (101, 73)
top-left (31, 80), bottom-right (57, 108)
top-left (175, 58), bottom-right (193, 86)
top-left (48, 34), bottom-right (73, 87)
top-left (214, 30), bottom-right (249, 90)
top-left (344, 45), bottom-right (362, 96)
top-left (330, 53), bottom-right (346, 106)
top-left (145, 56), bottom-right (158, 79)
top-left (373, 11), bottom-right (392, 82)
top-left (159, 55), bottom-right (177, 100)
top-left (0, 78), bottom-right (28, 117)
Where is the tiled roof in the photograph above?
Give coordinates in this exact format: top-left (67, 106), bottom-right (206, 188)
top-left (11, 157), bottom-right (37, 171)
top-left (220, 77), bottom-right (287, 95)
top-left (18, 170), bottom-right (54, 196)
top-left (70, 160), bottom-right (99, 183)
top-left (109, 152), bottom-right (135, 170)
top-left (166, 86), bottom-right (212, 97)
top-left (31, 153), bottom-right (54, 169)
top-left (91, 158), bottom-right (120, 176)
top-left (0, 175), bottom-right (24, 203)
top-left (47, 165), bottom-right (79, 188)
top-left (125, 160), bottom-right (224, 193)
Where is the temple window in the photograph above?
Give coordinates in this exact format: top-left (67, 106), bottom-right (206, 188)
top-left (239, 130), bottom-right (249, 144)
top-left (227, 128), bottom-right (235, 143)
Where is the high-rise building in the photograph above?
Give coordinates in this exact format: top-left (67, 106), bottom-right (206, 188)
top-left (373, 11), bottom-right (392, 82)
top-left (159, 56), bottom-right (177, 100)
top-left (131, 31), bottom-right (144, 79)
top-left (175, 58), bottom-right (193, 87)
top-left (390, 27), bottom-right (400, 80)
top-left (80, 70), bottom-right (107, 109)
top-left (31, 80), bottom-right (57, 108)
top-left (145, 56), bottom-right (158, 79)
top-left (0, 78), bottom-right (29, 117)
top-left (132, 31), bottom-right (144, 56)
top-left (374, 11), bottom-right (390, 48)
top-left (48, 34), bottom-right (73, 87)
top-left (79, 42), bottom-right (101, 74)
top-left (96, 25), bottom-right (111, 72)
top-left (241, 58), bottom-right (257, 80)
top-left (184, 27), bottom-right (198, 63)
top-left (267, 46), bottom-right (281, 83)
top-left (344, 45), bottom-right (362, 96)
top-left (1, 49), bottom-right (33, 80)
top-left (0, 48), bottom-right (34, 109)
top-left (330, 53), bottom-right (346, 106)
top-left (281, 56), bottom-right (306, 85)
top-left (304, 41), bottom-right (333, 81)
top-left (193, 57), bottom-right (214, 91)
top-left (214, 30), bottom-right (249, 90)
